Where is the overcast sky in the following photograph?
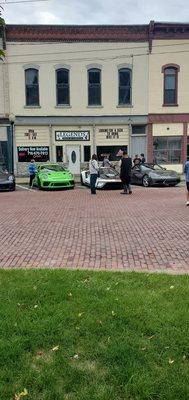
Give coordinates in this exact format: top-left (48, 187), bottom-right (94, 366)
top-left (2, 0), bottom-right (189, 25)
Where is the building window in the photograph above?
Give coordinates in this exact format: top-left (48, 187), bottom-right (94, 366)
top-left (153, 136), bottom-right (182, 164)
top-left (56, 68), bottom-right (70, 106)
top-left (25, 68), bottom-right (39, 106)
top-left (84, 146), bottom-right (91, 162)
top-left (97, 146), bottom-right (128, 161)
top-left (88, 68), bottom-right (101, 106)
top-left (132, 125), bottom-right (146, 135)
top-left (118, 68), bottom-right (131, 105)
top-left (162, 65), bottom-right (179, 105)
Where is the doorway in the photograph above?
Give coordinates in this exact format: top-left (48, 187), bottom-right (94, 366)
top-left (131, 136), bottom-right (146, 160)
top-left (66, 145), bottom-right (81, 174)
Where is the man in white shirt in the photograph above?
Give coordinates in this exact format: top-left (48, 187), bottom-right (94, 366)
top-left (89, 154), bottom-right (99, 195)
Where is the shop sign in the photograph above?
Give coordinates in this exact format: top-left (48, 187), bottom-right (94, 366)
top-left (99, 128), bottom-right (123, 139)
top-left (17, 146), bottom-right (49, 162)
top-left (24, 129), bottom-right (37, 140)
top-left (55, 131), bottom-right (90, 141)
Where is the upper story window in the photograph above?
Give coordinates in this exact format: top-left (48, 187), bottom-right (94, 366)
top-left (88, 68), bottom-right (101, 106)
top-left (56, 68), bottom-right (70, 106)
top-left (119, 68), bottom-right (132, 105)
top-left (162, 64), bottom-right (180, 106)
top-left (25, 68), bottom-right (39, 106)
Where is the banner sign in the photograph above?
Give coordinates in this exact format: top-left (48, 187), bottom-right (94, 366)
top-left (55, 131), bottom-right (90, 141)
top-left (17, 146), bottom-right (49, 162)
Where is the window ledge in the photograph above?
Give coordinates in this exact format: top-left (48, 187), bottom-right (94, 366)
top-left (87, 105), bottom-right (103, 108)
top-left (117, 104), bottom-right (133, 108)
top-left (162, 104), bottom-right (178, 107)
top-left (24, 105), bottom-right (41, 109)
top-left (55, 105), bottom-right (72, 109)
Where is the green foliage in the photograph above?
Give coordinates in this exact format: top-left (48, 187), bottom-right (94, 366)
top-left (0, 270), bottom-right (188, 400)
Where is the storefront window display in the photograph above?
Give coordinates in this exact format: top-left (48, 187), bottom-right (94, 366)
top-left (153, 136), bottom-right (182, 164)
top-left (97, 146), bottom-right (128, 161)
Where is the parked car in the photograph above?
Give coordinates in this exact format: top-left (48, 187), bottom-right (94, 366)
top-left (0, 167), bottom-right (15, 191)
top-left (81, 167), bottom-right (122, 189)
top-left (131, 163), bottom-right (180, 187)
top-left (33, 163), bottom-right (75, 189)
top-left (81, 164), bottom-right (180, 189)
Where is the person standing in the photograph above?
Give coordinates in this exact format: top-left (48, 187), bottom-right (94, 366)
top-left (28, 159), bottom-right (37, 188)
top-left (133, 154), bottom-right (141, 166)
top-left (102, 155), bottom-right (111, 168)
top-left (89, 154), bottom-right (99, 195)
top-left (120, 151), bottom-right (132, 194)
top-left (184, 157), bottom-right (189, 206)
top-left (140, 153), bottom-right (146, 163)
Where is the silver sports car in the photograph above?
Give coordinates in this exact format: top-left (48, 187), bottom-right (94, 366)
top-left (81, 167), bottom-right (122, 189)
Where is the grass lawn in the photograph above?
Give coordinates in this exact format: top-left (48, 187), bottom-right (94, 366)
top-left (0, 270), bottom-right (189, 400)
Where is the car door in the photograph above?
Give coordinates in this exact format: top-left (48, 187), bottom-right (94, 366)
top-left (131, 165), bottom-right (143, 184)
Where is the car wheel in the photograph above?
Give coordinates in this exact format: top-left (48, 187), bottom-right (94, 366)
top-left (80, 174), bottom-right (84, 186)
top-left (143, 175), bottom-right (150, 187)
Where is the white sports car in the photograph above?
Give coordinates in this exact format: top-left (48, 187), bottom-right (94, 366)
top-left (81, 167), bottom-right (122, 190)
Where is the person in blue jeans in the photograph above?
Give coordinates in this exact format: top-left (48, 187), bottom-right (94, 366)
top-left (28, 159), bottom-right (37, 188)
top-left (184, 157), bottom-right (189, 206)
top-left (89, 154), bottom-right (99, 194)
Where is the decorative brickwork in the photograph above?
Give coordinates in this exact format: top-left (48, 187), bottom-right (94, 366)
top-left (148, 114), bottom-right (189, 123)
top-left (6, 24), bottom-right (149, 42)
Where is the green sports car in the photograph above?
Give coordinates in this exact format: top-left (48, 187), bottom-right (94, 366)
top-left (34, 163), bottom-right (75, 189)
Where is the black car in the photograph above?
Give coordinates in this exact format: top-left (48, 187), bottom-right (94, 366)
top-left (0, 167), bottom-right (15, 191)
top-left (131, 163), bottom-right (180, 187)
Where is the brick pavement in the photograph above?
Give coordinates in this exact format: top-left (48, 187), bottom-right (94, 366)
top-left (0, 185), bottom-right (188, 273)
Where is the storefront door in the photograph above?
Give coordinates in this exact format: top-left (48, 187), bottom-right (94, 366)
top-left (131, 136), bottom-right (146, 160)
top-left (66, 145), bottom-right (80, 174)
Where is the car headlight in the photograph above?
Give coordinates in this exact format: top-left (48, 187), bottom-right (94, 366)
top-left (41, 174), bottom-right (49, 180)
top-left (96, 181), bottom-right (105, 188)
top-left (8, 175), bottom-right (14, 182)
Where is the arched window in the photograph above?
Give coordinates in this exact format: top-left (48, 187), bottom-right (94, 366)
top-left (25, 68), bottom-right (39, 106)
top-left (88, 68), bottom-right (101, 106)
top-left (56, 68), bottom-right (70, 106)
top-left (118, 68), bottom-right (132, 105)
top-left (162, 65), bottom-right (179, 105)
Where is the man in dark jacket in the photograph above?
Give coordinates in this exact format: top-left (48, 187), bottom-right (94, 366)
top-left (120, 151), bottom-right (132, 194)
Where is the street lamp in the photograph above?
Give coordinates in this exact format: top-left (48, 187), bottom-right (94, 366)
top-left (9, 113), bottom-right (15, 174)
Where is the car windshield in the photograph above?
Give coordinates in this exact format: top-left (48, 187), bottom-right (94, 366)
top-left (39, 165), bottom-right (66, 172)
top-left (141, 164), bottom-right (164, 172)
top-left (99, 168), bottom-right (119, 178)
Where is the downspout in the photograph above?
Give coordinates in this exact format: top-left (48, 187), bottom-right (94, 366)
top-left (49, 124), bottom-right (54, 162)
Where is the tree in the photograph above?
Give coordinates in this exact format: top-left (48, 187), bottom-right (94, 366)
top-left (0, 6), bottom-right (5, 60)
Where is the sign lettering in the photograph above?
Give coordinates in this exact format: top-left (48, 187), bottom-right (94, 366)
top-left (55, 131), bottom-right (90, 141)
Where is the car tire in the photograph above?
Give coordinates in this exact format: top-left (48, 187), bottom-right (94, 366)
top-left (142, 175), bottom-right (150, 187)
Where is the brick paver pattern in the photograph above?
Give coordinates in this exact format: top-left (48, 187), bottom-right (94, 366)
top-left (0, 186), bottom-right (188, 273)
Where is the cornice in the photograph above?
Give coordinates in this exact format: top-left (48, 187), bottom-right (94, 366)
top-left (5, 24), bottom-right (149, 42)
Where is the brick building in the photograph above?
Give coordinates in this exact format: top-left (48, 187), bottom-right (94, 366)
top-left (1, 22), bottom-right (189, 175)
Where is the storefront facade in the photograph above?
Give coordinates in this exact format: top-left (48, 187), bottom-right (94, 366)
top-left (14, 116), bottom-right (147, 175)
top-left (148, 22), bottom-right (189, 172)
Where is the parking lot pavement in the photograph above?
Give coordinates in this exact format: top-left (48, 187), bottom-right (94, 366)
top-left (0, 185), bottom-right (188, 273)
